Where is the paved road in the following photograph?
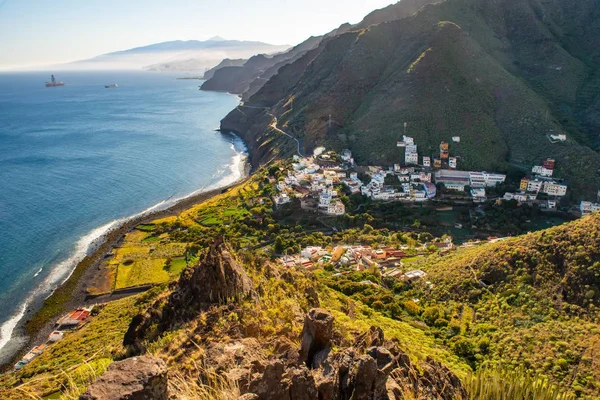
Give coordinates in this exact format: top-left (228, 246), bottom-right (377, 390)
top-left (237, 104), bottom-right (303, 157)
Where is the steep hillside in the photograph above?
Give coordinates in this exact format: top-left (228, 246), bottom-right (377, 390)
top-left (221, 0), bottom-right (600, 199)
top-left (200, 24), bottom-right (350, 99)
top-left (395, 213), bottom-right (600, 397)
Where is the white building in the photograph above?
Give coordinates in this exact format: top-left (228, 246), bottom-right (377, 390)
top-left (469, 172), bottom-right (506, 188)
top-left (319, 191), bottom-right (333, 207)
top-left (527, 179), bottom-right (544, 193)
top-left (422, 156), bottom-right (431, 167)
top-left (452, 136), bottom-right (461, 143)
top-left (449, 157), bottom-right (457, 169)
top-left (471, 188), bottom-right (487, 202)
top-left (550, 134), bottom-right (567, 142)
top-left (405, 152), bottom-right (419, 165)
top-left (445, 182), bottom-right (466, 191)
top-left (532, 165), bottom-right (554, 177)
top-left (405, 144), bottom-right (417, 154)
top-left (326, 200), bottom-right (345, 216)
top-left (542, 182), bottom-right (567, 197)
top-left (581, 201), bottom-right (600, 215)
top-left (274, 193), bottom-right (291, 206)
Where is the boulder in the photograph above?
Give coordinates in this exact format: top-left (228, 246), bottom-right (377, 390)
top-left (298, 308), bottom-right (334, 367)
top-left (79, 356), bottom-right (167, 400)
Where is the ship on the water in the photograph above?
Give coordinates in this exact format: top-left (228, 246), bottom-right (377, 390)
top-left (105, 83), bottom-right (118, 88)
top-left (45, 75), bottom-right (65, 87)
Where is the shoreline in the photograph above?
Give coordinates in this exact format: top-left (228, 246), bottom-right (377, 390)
top-left (0, 142), bottom-right (251, 371)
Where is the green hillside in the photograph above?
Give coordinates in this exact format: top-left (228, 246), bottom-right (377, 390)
top-left (222, 0), bottom-right (600, 199)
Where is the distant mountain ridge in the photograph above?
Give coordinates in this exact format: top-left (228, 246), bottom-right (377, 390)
top-left (64, 38), bottom-right (290, 71)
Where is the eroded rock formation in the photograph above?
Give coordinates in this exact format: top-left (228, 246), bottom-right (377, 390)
top-left (123, 237), bottom-right (254, 350)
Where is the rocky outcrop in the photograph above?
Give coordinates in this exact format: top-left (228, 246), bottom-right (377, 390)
top-left (123, 237), bottom-right (254, 350)
top-left (298, 308), bottom-right (334, 366)
top-left (235, 309), bottom-right (467, 400)
top-left (79, 356), bottom-right (167, 400)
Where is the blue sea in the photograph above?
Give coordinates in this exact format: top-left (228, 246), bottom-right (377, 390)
top-left (0, 71), bottom-right (243, 362)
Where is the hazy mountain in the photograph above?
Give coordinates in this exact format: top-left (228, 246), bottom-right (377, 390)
top-left (221, 0), bottom-right (600, 200)
top-left (203, 58), bottom-right (247, 80)
top-left (62, 38), bottom-right (290, 71)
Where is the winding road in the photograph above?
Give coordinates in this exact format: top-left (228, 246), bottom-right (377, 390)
top-left (237, 104), bottom-right (304, 157)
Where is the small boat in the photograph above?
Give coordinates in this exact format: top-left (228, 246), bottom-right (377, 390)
top-left (105, 83), bottom-right (118, 88)
top-left (45, 75), bottom-right (65, 87)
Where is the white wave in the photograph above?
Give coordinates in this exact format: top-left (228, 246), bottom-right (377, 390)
top-left (0, 303), bottom-right (27, 353)
top-left (33, 267), bottom-right (43, 278)
top-left (0, 134), bottom-right (249, 354)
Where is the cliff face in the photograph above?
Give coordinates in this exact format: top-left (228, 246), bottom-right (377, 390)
top-left (220, 0), bottom-right (600, 199)
top-left (203, 58), bottom-right (246, 80)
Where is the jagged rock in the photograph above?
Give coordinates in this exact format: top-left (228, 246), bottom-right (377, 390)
top-left (283, 366), bottom-right (318, 400)
top-left (79, 356), bottom-right (167, 400)
top-left (234, 309), bottom-right (467, 400)
top-left (124, 238), bottom-right (254, 349)
top-left (348, 355), bottom-right (379, 400)
top-left (355, 326), bottom-right (384, 351)
top-left (298, 308), bottom-right (334, 367)
top-left (247, 360), bottom-right (287, 399)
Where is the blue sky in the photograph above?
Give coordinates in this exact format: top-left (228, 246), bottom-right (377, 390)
top-left (0, 0), bottom-right (394, 70)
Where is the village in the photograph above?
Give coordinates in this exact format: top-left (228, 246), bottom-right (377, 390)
top-left (13, 306), bottom-right (96, 370)
top-left (272, 133), bottom-right (579, 219)
top-left (276, 236), bottom-right (510, 284)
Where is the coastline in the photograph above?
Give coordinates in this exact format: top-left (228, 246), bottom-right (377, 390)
top-left (0, 138), bottom-right (251, 371)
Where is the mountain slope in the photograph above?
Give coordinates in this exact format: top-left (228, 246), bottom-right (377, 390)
top-left (221, 0), bottom-right (600, 199)
top-left (201, 24), bottom-right (351, 100)
top-left (405, 213), bottom-right (600, 396)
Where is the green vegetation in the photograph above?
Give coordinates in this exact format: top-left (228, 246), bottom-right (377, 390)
top-left (0, 289), bottom-right (161, 399)
top-left (4, 168), bottom-right (600, 399)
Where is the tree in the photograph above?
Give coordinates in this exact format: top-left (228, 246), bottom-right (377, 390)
top-left (273, 236), bottom-right (285, 254)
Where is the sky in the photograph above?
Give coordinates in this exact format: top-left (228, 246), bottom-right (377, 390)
top-left (0, 0), bottom-right (395, 70)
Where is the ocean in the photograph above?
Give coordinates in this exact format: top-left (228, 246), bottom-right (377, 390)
top-left (0, 70), bottom-right (244, 363)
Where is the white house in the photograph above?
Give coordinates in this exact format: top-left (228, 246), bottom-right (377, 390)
top-left (326, 200), bottom-right (345, 216)
top-left (405, 144), bottom-right (417, 154)
top-left (469, 172), bottom-right (506, 187)
top-left (405, 152), bottom-right (419, 165)
top-left (452, 136), bottom-right (461, 143)
top-left (532, 165), bottom-right (554, 177)
top-left (319, 192), bottom-right (333, 207)
top-left (449, 157), bottom-right (457, 169)
top-left (542, 182), bottom-right (568, 197)
top-left (274, 193), bottom-right (291, 206)
top-left (422, 156), bottom-right (431, 167)
top-left (471, 188), bottom-right (487, 202)
top-left (580, 201), bottom-right (600, 215)
top-left (550, 134), bottom-right (567, 142)
top-left (527, 179), bottom-right (544, 193)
